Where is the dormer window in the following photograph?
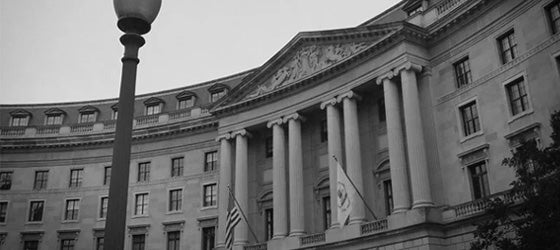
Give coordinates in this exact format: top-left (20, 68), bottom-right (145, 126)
top-left (208, 84), bottom-right (229, 103)
top-left (111, 104), bottom-right (118, 120)
top-left (176, 91), bottom-right (197, 109)
top-left (144, 97), bottom-right (164, 115)
top-left (78, 106), bottom-right (99, 123)
top-left (403, 0), bottom-right (425, 17)
top-left (44, 108), bottom-right (65, 125)
top-left (9, 109), bottom-right (31, 127)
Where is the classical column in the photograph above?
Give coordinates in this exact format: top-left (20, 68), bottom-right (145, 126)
top-left (395, 63), bottom-right (433, 208)
top-left (320, 98), bottom-right (342, 228)
top-left (284, 113), bottom-right (305, 236)
top-left (266, 119), bottom-right (288, 238)
top-left (377, 72), bottom-right (411, 213)
top-left (337, 91), bottom-right (365, 223)
top-left (216, 133), bottom-right (232, 248)
top-left (233, 129), bottom-right (250, 246)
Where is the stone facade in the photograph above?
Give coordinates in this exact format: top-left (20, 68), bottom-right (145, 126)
top-left (2, 0), bottom-right (560, 249)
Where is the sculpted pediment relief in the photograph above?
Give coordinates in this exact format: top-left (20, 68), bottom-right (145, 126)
top-left (245, 42), bottom-right (370, 99)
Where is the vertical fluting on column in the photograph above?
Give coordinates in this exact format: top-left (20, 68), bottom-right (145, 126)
top-left (266, 119), bottom-right (288, 238)
top-left (216, 133), bottom-right (233, 248)
top-left (284, 113), bottom-right (305, 236)
top-left (377, 73), bottom-right (411, 213)
top-left (233, 129), bottom-right (250, 246)
top-left (396, 64), bottom-right (433, 208)
top-left (320, 99), bottom-right (342, 228)
top-left (338, 91), bottom-right (366, 224)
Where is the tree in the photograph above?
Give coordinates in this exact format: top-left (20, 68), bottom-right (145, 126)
top-left (470, 111), bottom-right (560, 250)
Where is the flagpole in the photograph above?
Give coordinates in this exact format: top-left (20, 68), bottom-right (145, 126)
top-left (227, 185), bottom-right (260, 244)
top-left (333, 155), bottom-right (378, 220)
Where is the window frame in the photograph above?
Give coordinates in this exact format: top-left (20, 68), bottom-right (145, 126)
top-left (209, 90), bottom-right (227, 103)
top-left (137, 162), bottom-right (151, 183)
top-left (202, 183), bottom-right (217, 208)
top-left (45, 114), bottom-right (64, 125)
top-left (457, 97), bottom-right (483, 141)
top-left (34, 170), bottom-right (49, 190)
top-left (168, 188), bottom-right (183, 213)
top-left (131, 234), bottom-right (146, 250)
top-left (63, 198), bottom-right (81, 222)
top-left (10, 115), bottom-right (29, 127)
top-left (201, 226), bottom-right (216, 250)
top-left (322, 196), bottom-right (331, 231)
top-left (27, 199), bottom-right (45, 223)
top-left (383, 179), bottom-right (394, 216)
top-left (546, 0), bottom-right (560, 34)
top-left (0, 200), bottom-right (9, 224)
top-left (497, 29), bottom-right (518, 64)
top-left (503, 74), bottom-right (533, 122)
top-left (69, 169), bottom-right (84, 188)
top-left (265, 136), bottom-right (273, 158)
top-left (133, 192), bottom-right (150, 217)
top-left (453, 56), bottom-right (473, 88)
top-left (103, 166), bottom-right (111, 186)
top-left (177, 96), bottom-right (195, 110)
top-left (98, 196), bottom-right (109, 220)
top-left (468, 161), bottom-right (491, 200)
top-left (264, 208), bottom-right (274, 241)
top-left (60, 238), bottom-right (76, 250)
top-left (171, 157), bottom-right (184, 178)
top-left (204, 151), bottom-right (218, 172)
top-left (0, 171), bottom-right (13, 190)
top-left (78, 111), bottom-right (96, 124)
top-left (167, 231), bottom-right (181, 250)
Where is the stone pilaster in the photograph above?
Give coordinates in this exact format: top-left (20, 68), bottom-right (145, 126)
top-left (232, 129), bottom-right (250, 247)
top-left (377, 72), bottom-right (411, 213)
top-left (266, 119), bottom-right (288, 238)
top-left (320, 98), bottom-right (343, 228)
top-left (337, 91), bottom-right (365, 224)
top-left (395, 63), bottom-right (433, 208)
top-left (216, 133), bottom-right (233, 248)
top-left (284, 113), bottom-right (305, 236)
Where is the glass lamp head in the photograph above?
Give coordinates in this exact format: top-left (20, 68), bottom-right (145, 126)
top-left (113, 0), bottom-right (161, 34)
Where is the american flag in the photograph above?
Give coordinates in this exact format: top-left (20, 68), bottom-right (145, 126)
top-left (225, 204), bottom-right (241, 249)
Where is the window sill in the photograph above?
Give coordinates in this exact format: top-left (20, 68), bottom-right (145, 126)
top-left (25, 221), bottom-right (43, 225)
top-left (200, 206), bottom-right (217, 211)
top-left (507, 109), bottom-right (534, 124)
top-left (459, 130), bottom-right (484, 143)
top-left (132, 214), bottom-right (149, 219)
top-left (61, 220), bottom-right (79, 224)
top-left (166, 210), bottom-right (183, 215)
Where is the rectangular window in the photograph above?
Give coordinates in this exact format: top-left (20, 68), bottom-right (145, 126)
top-left (104, 167), bottom-right (111, 186)
top-left (203, 184), bottom-right (217, 207)
top-left (460, 101), bottom-right (481, 137)
top-left (46, 114), bottom-right (63, 125)
top-left (24, 240), bottom-right (39, 250)
top-left (322, 196), bottom-right (331, 230)
top-left (169, 189), bottom-right (182, 212)
top-left (506, 78), bottom-right (530, 116)
top-left (28, 201), bottom-right (44, 222)
top-left (201, 226), bottom-right (215, 250)
top-left (377, 99), bottom-right (386, 123)
top-left (383, 180), bottom-right (394, 216)
top-left (171, 157), bottom-right (184, 177)
top-left (469, 162), bottom-right (490, 199)
top-left (167, 231), bottom-right (180, 250)
top-left (112, 110), bottom-right (118, 120)
top-left (99, 197), bottom-right (108, 219)
top-left (69, 169), bottom-right (83, 188)
top-left (178, 97), bottom-right (194, 109)
top-left (454, 57), bottom-right (472, 88)
top-left (64, 199), bottom-right (80, 221)
top-left (96, 237), bottom-right (104, 250)
top-left (134, 193), bottom-right (149, 216)
top-left (547, 1), bottom-right (560, 34)
top-left (265, 208), bottom-right (273, 241)
top-left (10, 116), bottom-right (29, 127)
top-left (265, 136), bottom-right (273, 158)
top-left (0, 202), bottom-right (7, 223)
top-left (146, 104), bottom-right (161, 115)
top-left (498, 30), bottom-right (518, 64)
top-left (0, 172), bottom-right (12, 190)
top-left (132, 234), bottom-right (146, 250)
top-left (34, 171), bottom-right (48, 190)
top-left (79, 112), bottom-right (95, 123)
top-left (138, 162), bottom-right (150, 182)
top-left (204, 151), bottom-right (218, 172)
top-left (210, 90), bottom-right (226, 103)
top-left (320, 120), bottom-right (328, 142)
top-left (60, 239), bottom-right (75, 250)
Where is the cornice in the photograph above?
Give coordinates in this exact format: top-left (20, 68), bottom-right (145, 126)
top-left (0, 116), bottom-right (218, 151)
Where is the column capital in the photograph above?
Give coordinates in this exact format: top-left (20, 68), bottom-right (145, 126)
top-left (375, 71), bottom-right (395, 85)
top-left (320, 98), bottom-right (338, 110)
top-left (266, 118), bottom-right (284, 128)
top-left (232, 129), bottom-right (251, 138)
top-left (337, 91), bottom-right (361, 103)
top-left (283, 113), bottom-right (305, 123)
top-left (215, 133), bottom-right (231, 142)
top-left (393, 62), bottom-right (423, 75)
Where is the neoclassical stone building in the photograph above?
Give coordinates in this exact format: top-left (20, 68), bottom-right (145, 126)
top-left (2, 0), bottom-right (560, 249)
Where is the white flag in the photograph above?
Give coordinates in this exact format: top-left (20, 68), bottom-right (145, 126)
top-left (336, 160), bottom-right (354, 226)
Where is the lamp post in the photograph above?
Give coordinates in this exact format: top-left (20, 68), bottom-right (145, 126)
top-left (105, 1), bottom-right (161, 249)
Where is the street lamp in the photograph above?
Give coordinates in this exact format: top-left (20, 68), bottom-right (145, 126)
top-left (105, 1), bottom-right (161, 249)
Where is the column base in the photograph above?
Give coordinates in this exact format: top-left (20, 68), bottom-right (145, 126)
top-left (289, 231), bottom-right (305, 237)
top-left (392, 206), bottom-right (410, 214)
top-left (232, 241), bottom-right (249, 250)
top-left (412, 200), bottom-right (434, 209)
top-left (272, 234), bottom-right (287, 240)
top-left (349, 217), bottom-right (366, 225)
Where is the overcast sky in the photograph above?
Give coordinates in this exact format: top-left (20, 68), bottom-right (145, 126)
top-left (0, 0), bottom-right (399, 104)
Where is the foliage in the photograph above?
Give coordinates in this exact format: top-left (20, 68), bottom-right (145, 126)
top-left (470, 111), bottom-right (560, 250)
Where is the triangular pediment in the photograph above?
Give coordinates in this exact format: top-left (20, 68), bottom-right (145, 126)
top-left (214, 22), bottom-right (419, 111)
top-left (44, 108), bottom-right (66, 115)
top-left (10, 109), bottom-right (32, 117)
top-left (143, 97), bottom-right (164, 105)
